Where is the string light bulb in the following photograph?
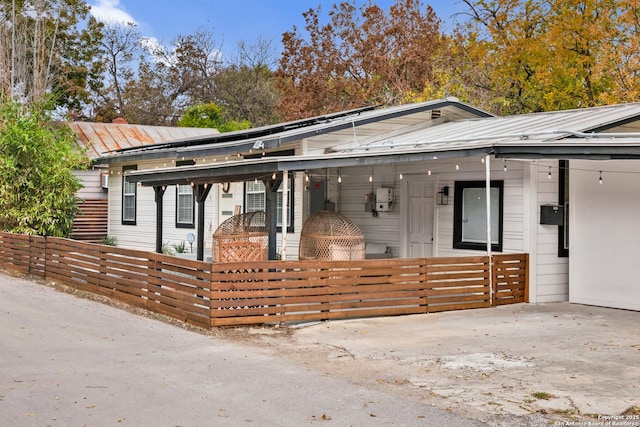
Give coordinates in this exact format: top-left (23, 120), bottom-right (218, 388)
top-left (369, 174), bottom-right (373, 183)
top-left (455, 164), bottom-right (460, 170)
top-left (272, 172), bottom-right (277, 180)
top-left (599, 171), bottom-right (603, 184)
top-left (428, 169), bottom-right (432, 176)
top-left (548, 166), bottom-right (552, 179)
top-left (399, 173), bottom-right (403, 180)
top-left (503, 159), bottom-right (507, 172)
top-left (338, 175), bottom-right (342, 183)
top-left (481, 157), bottom-right (485, 164)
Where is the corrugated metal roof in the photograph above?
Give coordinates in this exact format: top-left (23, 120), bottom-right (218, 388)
top-left (333, 102), bottom-right (640, 153)
top-left (97, 98), bottom-right (492, 164)
top-left (70, 122), bottom-right (220, 160)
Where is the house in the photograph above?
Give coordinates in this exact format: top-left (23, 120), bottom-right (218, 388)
top-left (70, 121), bottom-right (220, 242)
top-left (94, 99), bottom-right (640, 312)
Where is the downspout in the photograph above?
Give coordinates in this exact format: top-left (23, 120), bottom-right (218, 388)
top-left (485, 155), bottom-right (493, 304)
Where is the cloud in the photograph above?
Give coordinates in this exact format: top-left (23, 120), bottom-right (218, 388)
top-left (89, 0), bottom-right (137, 24)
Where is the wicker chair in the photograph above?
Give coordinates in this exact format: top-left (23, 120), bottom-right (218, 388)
top-left (212, 211), bottom-right (268, 262)
top-left (299, 211), bottom-right (365, 261)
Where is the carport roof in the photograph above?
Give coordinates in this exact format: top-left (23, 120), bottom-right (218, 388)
top-left (123, 102), bottom-right (640, 187)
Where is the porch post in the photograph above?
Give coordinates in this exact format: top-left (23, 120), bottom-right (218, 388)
top-left (154, 185), bottom-right (166, 254)
top-left (265, 175), bottom-right (282, 260)
top-left (485, 155), bottom-right (494, 303)
top-left (194, 183), bottom-right (213, 261)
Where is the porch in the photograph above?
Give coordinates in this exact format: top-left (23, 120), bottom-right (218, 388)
top-left (0, 232), bottom-right (528, 328)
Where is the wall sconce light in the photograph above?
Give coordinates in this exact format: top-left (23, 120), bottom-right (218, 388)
top-left (436, 186), bottom-right (449, 205)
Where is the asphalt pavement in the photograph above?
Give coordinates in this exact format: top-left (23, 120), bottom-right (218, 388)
top-left (0, 272), bottom-right (485, 427)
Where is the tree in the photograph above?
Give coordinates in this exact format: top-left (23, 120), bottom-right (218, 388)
top-left (0, 0), bottom-right (103, 113)
top-left (0, 98), bottom-right (88, 236)
top-left (177, 102), bottom-right (250, 132)
top-left (214, 38), bottom-right (281, 126)
top-left (277, 0), bottom-right (446, 120)
top-left (456, 0), bottom-right (640, 114)
top-left (94, 21), bottom-right (141, 120)
top-left (107, 26), bottom-right (224, 125)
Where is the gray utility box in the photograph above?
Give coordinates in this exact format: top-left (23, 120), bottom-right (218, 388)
top-left (540, 204), bottom-right (564, 225)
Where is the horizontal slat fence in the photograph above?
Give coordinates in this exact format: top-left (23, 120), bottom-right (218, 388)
top-left (492, 253), bottom-right (529, 305)
top-left (0, 232), bottom-right (528, 328)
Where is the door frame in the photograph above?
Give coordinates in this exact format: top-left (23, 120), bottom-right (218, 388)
top-left (400, 175), bottom-right (438, 258)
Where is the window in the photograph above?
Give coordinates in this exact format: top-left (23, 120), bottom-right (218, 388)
top-left (558, 160), bottom-right (569, 257)
top-left (244, 175), bottom-right (294, 232)
top-left (453, 180), bottom-right (504, 252)
top-left (175, 160), bottom-right (195, 228)
top-left (122, 165), bottom-right (137, 225)
top-left (176, 184), bottom-right (195, 228)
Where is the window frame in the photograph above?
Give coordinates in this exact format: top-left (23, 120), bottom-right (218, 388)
top-left (244, 173), bottom-right (295, 233)
top-left (175, 184), bottom-right (195, 228)
top-left (174, 160), bottom-right (196, 229)
top-left (453, 180), bottom-right (504, 252)
top-left (121, 165), bottom-right (137, 225)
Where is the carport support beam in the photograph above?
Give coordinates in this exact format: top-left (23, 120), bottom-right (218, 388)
top-left (154, 185), bottom-right (166, 254)
top-left (194, 183), bottom-right (212, 261)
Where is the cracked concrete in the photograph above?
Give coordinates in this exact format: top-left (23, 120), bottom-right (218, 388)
top-left (241, 302), bottom-right (640, 426)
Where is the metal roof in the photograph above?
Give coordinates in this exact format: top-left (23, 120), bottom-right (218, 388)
top-left (123, 102), bottom-right (640, 187)
top-left (70, 122), bottom-right (220, 160)
top-left (95, 98), bottom-right (493, 164)
top-left (332, 102), bottom-right (640, 154)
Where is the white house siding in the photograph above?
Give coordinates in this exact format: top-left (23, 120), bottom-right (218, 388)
top-left (321, 157), bottom-right (570, 304)
top-left (107, 162), bottom-right (306, 260)
top-left (323, 165), bottom-right (403, 257)
top-left (75, 168), bottom-right (108, 200)
top-left (531, 160), bottom-right (569, 303)
top-left (434, 158), bottom-right (525, 257)
top-left (569, 160), bottom-right (640, 311)
top-left (107, 160), bottom-right (219, 254)
top-left (323, 158), bottom-right (526, 258)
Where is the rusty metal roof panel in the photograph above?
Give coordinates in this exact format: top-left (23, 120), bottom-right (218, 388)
top-left (70, 122), bottom-right (220, 160)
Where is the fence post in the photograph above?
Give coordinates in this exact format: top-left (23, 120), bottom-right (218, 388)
top-left (491, 255), bottom-right (497, 307)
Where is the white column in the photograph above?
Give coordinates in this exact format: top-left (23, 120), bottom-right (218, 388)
top-left (281, 170), bottom-right (288, 260)
top-left (485, 155), bottom-right (493, 301)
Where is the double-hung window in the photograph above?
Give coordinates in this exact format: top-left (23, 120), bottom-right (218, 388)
top-left (453, 180), bottom-right (504, 252)
top-left (175, 160), bottom-right (195, 228)
top-left (176, 184), bottom-right (195, 228)
top-left (245, 175), bottom-right (294, 232)
top-left (122, 165), bottom-right (137, 225)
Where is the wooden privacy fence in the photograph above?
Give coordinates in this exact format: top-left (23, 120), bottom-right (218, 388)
top-left (0, 232), bottom-right (528, 328)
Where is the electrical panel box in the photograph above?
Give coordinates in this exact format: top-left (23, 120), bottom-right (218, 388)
top-left (540, 204), bottom-right (564, 225)
top-left (376, 187), bottom-right (394, 212)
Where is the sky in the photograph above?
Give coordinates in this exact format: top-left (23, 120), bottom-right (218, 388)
top-left (88, 0), bottom-right (466, 60)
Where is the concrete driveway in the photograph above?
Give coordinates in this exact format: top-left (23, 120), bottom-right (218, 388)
top-left (250, 300), bottom-right (640, 426)
top-left (2, 270), bottom-right (639, 427)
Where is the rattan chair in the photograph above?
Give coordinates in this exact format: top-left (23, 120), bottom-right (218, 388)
top-left (212, 211), bottom-right (268, 262)
top-left (299, 211), bottom-right (365, 260)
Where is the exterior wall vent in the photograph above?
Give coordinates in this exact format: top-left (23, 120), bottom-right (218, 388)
top-left (431, 109), bottom-right (442, 119)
